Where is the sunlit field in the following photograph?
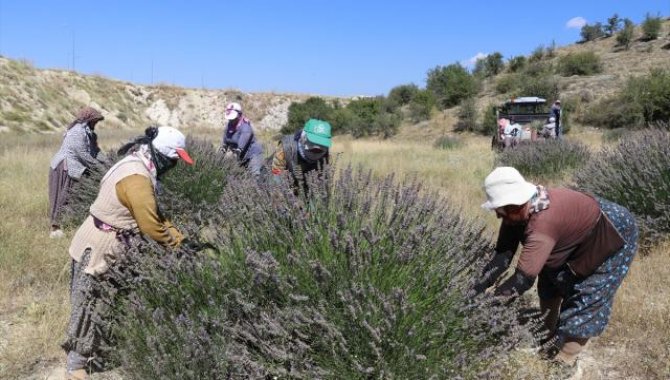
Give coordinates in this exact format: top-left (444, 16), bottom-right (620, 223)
top-left (0, 127), bottom-right (667, 379)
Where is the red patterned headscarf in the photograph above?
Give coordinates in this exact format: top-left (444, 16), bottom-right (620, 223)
top-left (68, 106), bottom-right (104, 129)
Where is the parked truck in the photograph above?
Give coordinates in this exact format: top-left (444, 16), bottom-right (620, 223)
top-left (491, 96), bottom-right (552, 151)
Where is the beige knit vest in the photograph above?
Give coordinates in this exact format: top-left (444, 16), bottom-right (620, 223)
top-left (69, 155), bottom-right (154, 276)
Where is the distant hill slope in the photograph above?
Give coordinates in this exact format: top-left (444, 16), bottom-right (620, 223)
top-left (0, 57), bottom-right (317, 133)
top-left (1, 20), bottom-right (668, 134)
top-left (478, 19), bottom-right (670, 111)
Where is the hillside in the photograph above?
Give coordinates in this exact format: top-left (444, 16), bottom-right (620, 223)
top-left (0, 20), bottom-right (668, 137)
top-left (477, 19), bottom-right (670, 117)
top-left (0, 57), bottom-right (320, 134)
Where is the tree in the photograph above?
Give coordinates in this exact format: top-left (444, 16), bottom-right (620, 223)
top-left (408, 90), bottom-right (435, 122)
top-left (580, 23), bottom-right (605, 42)
top-left (616, 18), bottom-right (635, 50)
top-left (605, 14), bottom-right (621, 37)
top-left (388, 84), bottom-right (419, 106)
top-left (641, 13), bottom-right (662, 41)
top-left (426, 63), bottom-right (479, 109)
top-left (473, 52), bottom-right (504, 78)
top-left (283, 97), bottom-right (333, 134)
top-left (558, 51), bottom-right (603, 76)
top-left (454, 97), bottom-right (479, 132)
top-left (507, 56), bottom-right (526, 73)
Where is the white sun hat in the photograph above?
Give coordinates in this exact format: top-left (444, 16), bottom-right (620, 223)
top-left (224, 102), bottom-right (242, 120)
top-left (481, 167), bottom-right (537, 210)
top-left (152, 126), bottom-right (194, 164)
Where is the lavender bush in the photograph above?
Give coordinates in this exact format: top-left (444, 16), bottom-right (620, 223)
top-left (60, 151), bottom-right (118, 229)
top-left (110, 167), bottom-right (537, 379)
top-left (62, 137), bottom-right (243, 228)
top-left (496, 139), bottom-right (591, 181)
top-left (574, 128), bottom-right (670, 247)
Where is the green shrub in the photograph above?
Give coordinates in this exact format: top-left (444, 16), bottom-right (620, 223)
top-left (388, 83), bottom-right (419, 106)
top-left (641, 13), bottom-right (662, 41)
top-left (615, 19), bottom-right (635, 49)
top-left (330, 107), bottom-right (357, 135)
top-left (495, 74), bottom-right (518, 94)
top-left (581, 95), bottom-right (644, 129)
top-left (628, 69), bottom-right (670, 123)
top-left (407, 89), bottom-right (435, 123)
top-left (582, 69), bottom-right (670, 129)
top-left (371, 110), bottom-right (402, 138)
top-left (528, 45), bottom-right (545, 63)
top-left (523, 61), bottom-right (552, 78)
top-left (454, 97), bottom-right (479, 132)
top-left (580, 23), bottom-right (606, 42)
top-left (434, 135), bottom-right (463, 150)
top-left (282, 97), bottom-right (333, 134)
top-left (496, 139), bottom-right (591, 181)
top-left (515, 74), bottom-right (559, 104)
top-left (557, 51), bottom-right (603, 76)
top-left (481, 103), bottom-right (499, 137)
top-left (473, 52), bottom-right (504, 78)
top-left (283, 96), bottom-right (401, 138)
top-left (346, 97), bottom-right (401, 138)
top-left (507, 56), bottom-right (526, 73)
top-left (574, 129), bottom-right (670, 246)
top-left (112, 167), bottom-right (535, 379)
top-left (426, 63), bottom-right (480, 109)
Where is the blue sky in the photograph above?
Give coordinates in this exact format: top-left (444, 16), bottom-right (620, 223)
top-left (0, 1), bottom-right (667, 96)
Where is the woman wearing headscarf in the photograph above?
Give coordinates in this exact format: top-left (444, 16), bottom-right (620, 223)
top-left (474, 167), bottom-right (638, 369)
top-left (220, 102), bottom-right (264, 176)
top-left (62, 126), bottom-right (193, 380)
top-left (48, 106), bottom-right (106, 238)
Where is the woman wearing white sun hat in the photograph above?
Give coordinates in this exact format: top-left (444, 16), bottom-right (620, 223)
top-left (62, 126), bottom-right (194, 380)
top-left (475, 166), bottom-right (638, 368)
top-left (220, 102), bottom-right (264, 176)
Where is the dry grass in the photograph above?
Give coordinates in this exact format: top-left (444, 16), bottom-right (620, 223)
top-left (0, 126), bottom-right (668, 379)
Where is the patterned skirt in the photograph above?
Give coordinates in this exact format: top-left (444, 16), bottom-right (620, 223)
top-left (553, 198), bottom-right (639, 338)
top-left (48, 160), bottom-right (73, 226)
top-left (62, 251), bottom-right (115, 368)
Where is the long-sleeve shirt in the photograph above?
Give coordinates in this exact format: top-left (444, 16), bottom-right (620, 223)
top-left (115, 174), bottom-right (182, 246)
top-left (220, 119), bottom-right (263, 161)
top-left (495, 188), bottom-right (607, 278)
top-left (50, 123), bottom-right (104, 179)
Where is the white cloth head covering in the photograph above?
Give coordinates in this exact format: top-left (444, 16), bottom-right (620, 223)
top-left (481, 167), bottom-right (537, 210)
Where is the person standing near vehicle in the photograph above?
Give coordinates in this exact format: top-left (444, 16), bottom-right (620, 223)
top-left (473, 167), bottom-right (638, 369)
top-left (48, 106), bottom-right (106, 238)
top-left (270, 119), bottom-right (332, 195)
top-left (62, 126), bottom-right (193, 380)
top-left (220, 102), bottom-right (264, 176)
top-left (540, 117), bottom-right (557, 139)
top-left (551, 100), bottom-right (562, 138)
top-left (498, 118), bottom-right (520, 149)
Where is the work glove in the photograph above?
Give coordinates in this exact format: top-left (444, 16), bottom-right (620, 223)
top-left (472, 252), bottom-right (512, 295)
top-left (181, 239), bottom-right (217, 253)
